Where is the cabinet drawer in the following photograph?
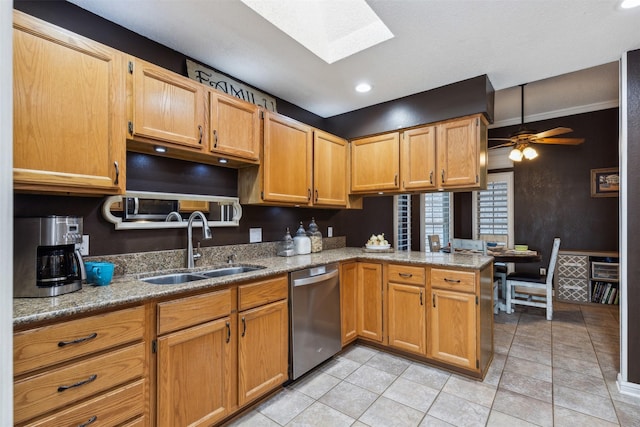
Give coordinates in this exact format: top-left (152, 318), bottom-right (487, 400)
top-left (430, 268), bottom-right (476, 293)
top-left (14, 306), bottom-right (144, 376)
top-left (15, 342), bottom-right (145, 424)
top-left (158, 288), bottom-right (231, 335)
top-left (25, 379), bottom-right (145, 427)
top-left (388, 264), bottom-right (426, 286)
top-left (238, 274), bottom-right (288, 311)
top-left (557, 254), bottom-right (588, 278)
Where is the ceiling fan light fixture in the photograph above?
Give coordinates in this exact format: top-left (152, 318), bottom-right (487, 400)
top-left (620, 0), bottom-right (640, 9)
top-left (509, 148), bottom-right (524, 162)
top-left (522, 146), bottom-right (538, 160)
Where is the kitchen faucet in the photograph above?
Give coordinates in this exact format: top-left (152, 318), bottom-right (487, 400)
top-left (187, 211), bottom-right (212, 268)
top-left (165, 211), bottom-right (182, 222)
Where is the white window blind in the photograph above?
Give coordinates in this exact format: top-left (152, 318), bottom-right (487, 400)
top-left (476, 181), bottom-right (509, 236)
top-left (423, 192), bottom-right (451, 249)
top-left (394, 195), bottom-right (411, 251)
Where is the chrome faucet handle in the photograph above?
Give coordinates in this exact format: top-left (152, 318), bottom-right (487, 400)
top-left (227, 254), bottom-right (236, 264)
top-left (193, 242), bottom-right (202, 263)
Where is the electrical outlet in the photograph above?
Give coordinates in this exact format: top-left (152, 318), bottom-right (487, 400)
top-left (249, 228), bottom-right (262, 243)
top-left (540, 267), bottom-right (546, 276)
top-left (80, 235), bottom-right (90, 256)
top-left (327, 226), bottom-right (333, 237)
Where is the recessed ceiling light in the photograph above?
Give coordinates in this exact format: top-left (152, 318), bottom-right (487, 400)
top-left (154, 146), bottom-right (167, 153)
top-left (355, 83), bottom-right (372, 93)
top-left (218, 158), bottom-right (228, 164)
top-left (620, 0), bottom-right (640, 8)
top-left (240, 0), bottom-right (394, 64)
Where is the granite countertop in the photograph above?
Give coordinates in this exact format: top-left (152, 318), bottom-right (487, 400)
top-left (13, 247), bottom-right (492, 327)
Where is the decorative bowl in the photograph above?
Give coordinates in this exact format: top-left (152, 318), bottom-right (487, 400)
top-left (365, 244), bottom-right (391, 250)
top-left (514, 244), bottom-right (529, 251)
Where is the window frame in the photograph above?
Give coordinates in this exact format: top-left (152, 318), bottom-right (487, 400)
top-left (472, 171), bottom-right (514, 247)
top-left (419, 192), bottom-right (454, 252)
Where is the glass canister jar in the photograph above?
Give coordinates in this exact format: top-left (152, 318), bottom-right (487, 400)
top-left (308, 217), bottom-right (322, 253)
top-left (293, 222), bottom-right (311, 255)
top-left (276, 227), bottom-right (295, 256)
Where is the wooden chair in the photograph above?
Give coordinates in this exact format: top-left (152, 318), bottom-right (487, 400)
top-left (479, 235), bottom-right (509, 313)
top-left (505, 237), bottom-right (561, 320)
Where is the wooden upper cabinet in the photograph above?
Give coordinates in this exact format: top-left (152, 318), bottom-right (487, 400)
top-left (437, 115), bottom-right (487, 189)
top-left (351, 133), bottom-right (400, 193)
top-left (401, 126), bottom-right (437, 190)
top-left (13, 11), bottom-right (126, 195)
top-left (129, 58), bottom-right (206, 150)
top-left (313, 130), bottom-right (348, 207)
top-left (262, 111), bottom-right (313, 205)
top-left (209, 91), bottom-right (260, 162)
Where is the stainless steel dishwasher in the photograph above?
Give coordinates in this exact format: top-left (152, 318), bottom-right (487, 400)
top-left (289, 262), bottom-right (341, 380)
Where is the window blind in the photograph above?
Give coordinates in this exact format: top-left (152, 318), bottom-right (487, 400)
top-left (396, 194), bottom-right (411, 251)
top-left (424, 192), bottom-right (450, 247)
top-left (477, 181), bottom-right (509, 235)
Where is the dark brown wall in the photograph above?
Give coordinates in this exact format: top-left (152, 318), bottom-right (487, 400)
top-left (625, 49), bottom-right (640, 383)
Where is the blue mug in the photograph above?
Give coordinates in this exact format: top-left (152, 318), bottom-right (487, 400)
top-left (84, 261), bottom-right (114, 286)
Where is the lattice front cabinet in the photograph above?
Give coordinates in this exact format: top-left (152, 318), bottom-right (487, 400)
top-left (556, 253), bottom-right (589, 303)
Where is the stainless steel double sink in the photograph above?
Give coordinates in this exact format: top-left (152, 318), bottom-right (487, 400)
top-left (141, 265), bottom-right (265, 285)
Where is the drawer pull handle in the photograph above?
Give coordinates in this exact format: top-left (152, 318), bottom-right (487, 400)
top-left (399, 273), bottom-right (413, 278)
top-left (432, 293), bottom-right (436, 307)
top-left (58, 332), bottom-right (97, 347)
top-left (198, 125), bottom-right (203, 144)
top-left (429, 170), bottom-right (434, 185)
top-left (113, 161), bottom-right (120, 185)
top-left (444, 278), bottom-right (461, 283)
top-left (78, 415), bottom-right (98, 427)
top-left (420, 289), bottom-right (423, 306)
top-left (226, 321), bottom-right (231, 343)
top-left (58, 374), bottom-right (97, 392)
top-left (241, 317), bottom-right (246, 337)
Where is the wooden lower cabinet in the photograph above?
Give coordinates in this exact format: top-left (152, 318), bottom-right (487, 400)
top-left (356, 262), bottom-right (384, 342)
top-left (238, 299), bottom-right (289, 406)
top-left (386, 264), bottom-right (427, 355)
top-left (427, 289), bottom-right (476, 369)
top-left (13, 305), bottom-right (148, 426)
top-left (340, 262), bottom-right (358, 345)
top-left (157, 317), bottom-right (232, 426)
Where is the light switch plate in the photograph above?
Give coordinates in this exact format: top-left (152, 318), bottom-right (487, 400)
top-left (249, 228), bottom-right (262, 243)
top-left (327, 226), bottom-right (333, 237)
top-left (80, 235), bottom-right (89, 256)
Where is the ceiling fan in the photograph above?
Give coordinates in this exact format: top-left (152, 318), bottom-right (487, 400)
top-left (490, 84), bottom-right (585, 161)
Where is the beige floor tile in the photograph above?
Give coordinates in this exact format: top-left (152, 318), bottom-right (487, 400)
top-left (257, 389), bottom-right (315, 426)
top-left (507, 343), bottom-right (552, 366)
top-left (345, 364), bottom-right (397, 394)
top-left (359, 396), bottom-right (425, 427)
top-left (442, 375), bottom-right (497, 407)
top-left (554, 406), bottom-right (620, 426)
top-left (486, 410), bottom-right (539, 426)
top-left (340, 344), bottom-right (378, 364)
top-left (286, 401), bottom-right (355, 427)
top-left (400, 363), bottom-right (451, 390)
top-left (318, 381), bottom-right (378, 419)
top-left (503, 355), bottom-right (552, 382)
top-left (511, 333), bottom-right (552, 352)
top-left (382, 377), bottom-right (439, 412)
top-left (552, 353), bottom-right (603, 378)
top-left (553, 366), bottom-right (609, 397)
top-left (427, 391), bottom-right (491, 426)
top-left (226, 410), bottom-right (281, 427)
top-left (365, 351), bottom-right (412, 375)
top-left (613, 399), bottom-right (640, 426)
top-left (499, 370), bottom-right (552, 403)
top-left (492, 389), bottom-right (553, 427)
top-left (483, 353), bottom-right (507, 386)
top-left (319, 355), bottom-right (361, 379)
top-left (553, 384), bottom-right (618, 423)
top-left (289, 370), bottom-right (341, 400)
top-left (418, 414), bottom-right (455, 426)
top-left (553, 341), bottom-right (597, 360)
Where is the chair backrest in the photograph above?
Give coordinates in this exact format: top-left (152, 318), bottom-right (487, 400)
top-left (451, 238), bottom-right (486, 255)
top-left (428, 235), bottom-right (441, 252)
top-left (545, 237), bottom-right (562, 285)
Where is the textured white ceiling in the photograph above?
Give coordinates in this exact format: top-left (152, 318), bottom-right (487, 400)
top-left (68, 0), bottom-right (634, 120)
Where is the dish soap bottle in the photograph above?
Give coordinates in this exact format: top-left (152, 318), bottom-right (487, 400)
top-left (277, 227), bottom-right (295, 257)
top-left (308, 217), bottom-right (322, 253)
top-left (293, 222), bottom-right (311, 255)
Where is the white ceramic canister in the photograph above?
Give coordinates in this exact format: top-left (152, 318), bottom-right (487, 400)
top-left (293, 222), bottom-right (311, 255)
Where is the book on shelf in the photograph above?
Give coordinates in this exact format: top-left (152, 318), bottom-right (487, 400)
top-left (591, 281), bottom-right (619, 305)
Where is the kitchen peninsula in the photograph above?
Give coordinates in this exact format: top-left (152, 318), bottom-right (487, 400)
top-left (13, 245), bottom-right (493, 426)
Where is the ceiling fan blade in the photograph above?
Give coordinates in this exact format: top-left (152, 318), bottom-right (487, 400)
top-left (489, 142), bottom-right (516, 149)
top-left (534, 137), bottom-right (585, 145)
top-left (533, 127), bottom-right (573, 139)
top-left (488, 137), bottom-right (513, 142)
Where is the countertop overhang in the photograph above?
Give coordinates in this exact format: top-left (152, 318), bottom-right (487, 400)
top-left (13, 248), bottom-right (493, 326)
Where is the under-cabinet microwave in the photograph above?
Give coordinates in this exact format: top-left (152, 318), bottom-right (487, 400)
top-left (123, 197), bottom-right (179, 221)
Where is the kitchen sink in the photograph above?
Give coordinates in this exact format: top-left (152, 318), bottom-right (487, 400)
top-left (141, 265), bottom-right (266, 285)
top-left (141, 273), bottom-right (209, 285)
top-left (200, 265), bottom-right (265, 277)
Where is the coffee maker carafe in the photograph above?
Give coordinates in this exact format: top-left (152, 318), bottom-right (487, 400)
top-left (14, 216), bottom-right (86, 297)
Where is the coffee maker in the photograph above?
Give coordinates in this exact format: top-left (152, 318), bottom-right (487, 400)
top-left (14, 216), bottom-right (86, 297)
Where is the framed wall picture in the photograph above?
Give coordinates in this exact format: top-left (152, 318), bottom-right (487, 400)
top-left (591, 167), bottom-right (619, 198)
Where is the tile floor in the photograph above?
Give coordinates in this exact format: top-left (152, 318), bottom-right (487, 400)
top-left (227, 302), bottom-right (640, 426)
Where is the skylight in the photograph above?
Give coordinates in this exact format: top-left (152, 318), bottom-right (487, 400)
top-left (240, 0), bottom-right (394, 64)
